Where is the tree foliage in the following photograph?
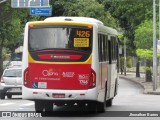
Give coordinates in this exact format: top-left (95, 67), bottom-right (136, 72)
top-left (99, 0), bottom-right (153, 55)
top-left (134, 20), bottom-right (155, 81)
top-left (51, 0), bottom-right (118, 28)
top-left (136, 49), bottom-right (153, 60)
top-left (134, 20), bottom-right (159, 49)
top-left (120, 56), bottom-right (132, 74)
top-left (0, 0), bottom-right (40, 75)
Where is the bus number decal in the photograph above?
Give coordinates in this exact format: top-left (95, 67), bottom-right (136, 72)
top-left (79, 80), bottom-right (88, 86)
top-left (78, 74), bottom-right (89, 86)
top-left (76, 30), bottom-right (90, 37)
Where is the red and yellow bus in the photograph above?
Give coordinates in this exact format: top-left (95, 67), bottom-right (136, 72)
top-left (22, 17), bottom-right (119, 113)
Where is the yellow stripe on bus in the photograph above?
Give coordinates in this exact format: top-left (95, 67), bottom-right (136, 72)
top-left (28, 21), bottom-right (93, 27)
top-left (28, 53), bottom-right (92, 64)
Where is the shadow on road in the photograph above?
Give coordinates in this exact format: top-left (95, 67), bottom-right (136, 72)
top-left (41, 111), bottom-right (100, 117)
top-left (40, 105), bottom-right (103, 117)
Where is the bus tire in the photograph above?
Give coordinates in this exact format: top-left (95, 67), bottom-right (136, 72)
top-left (106, 98), bottom-right (112, 107)
top-left (114, 79), bottom-right (118, 96)
top-left (97, 85), bottom-right (107, 113)
top-left (88, 101), bottom-right (97, 113)
top-left (35, 101), bottom-right (44, 113)
top-left (97, 94), bottom-right (106, 113)
top-left (97, 101), bottom-right (106, 113)
top-left (44, 102), bottom-right (53, 112)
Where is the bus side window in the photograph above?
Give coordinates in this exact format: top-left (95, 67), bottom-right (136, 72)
top-left (112, 37), bottom-right (115, 61)
top-left (105, 35), bottom-right (108, 62)
top-left (111, 36), bottom-right (117, 62)
top-left (102, 35), bottom-right (106, 62)
top-left (108, 40), bottom-right (111, 64)
top-left (114, 38), bottom-right (117, 60)
top-left (115, 38), bottom-right (118, 60)
top-left (98, 34), bottom-right (102, 62)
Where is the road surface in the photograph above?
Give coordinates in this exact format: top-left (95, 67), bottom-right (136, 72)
top-left (1, 78), bottom-right (160, 120)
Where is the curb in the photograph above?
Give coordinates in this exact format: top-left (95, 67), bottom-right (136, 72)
top-left (119, 76), bottom-right (145, 89)
top-left (119, 75), bottom-right (160, 95)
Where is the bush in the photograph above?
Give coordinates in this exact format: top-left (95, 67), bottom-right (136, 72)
top-left (120, 56), bottom-right (132, 69)
top-left (126, 56), bottom-right (132, 68)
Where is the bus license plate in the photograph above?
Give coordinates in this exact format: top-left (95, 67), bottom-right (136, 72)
top-left (52, 94), bottom-right (65, 98)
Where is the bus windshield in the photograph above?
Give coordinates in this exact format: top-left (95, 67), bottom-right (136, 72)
top-left (28, 26), bottom-right (93, 52)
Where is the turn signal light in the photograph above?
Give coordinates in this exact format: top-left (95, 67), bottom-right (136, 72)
top-left (24, 67), bottom-right (30, 87)
top-left (88, 69), bottom-right (96, 89)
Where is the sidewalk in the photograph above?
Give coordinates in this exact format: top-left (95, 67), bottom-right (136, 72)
top-left (119, 72), bottom-right (160, 95)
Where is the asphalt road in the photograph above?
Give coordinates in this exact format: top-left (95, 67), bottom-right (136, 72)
top-left (1, 78), bottom-right (160, 120)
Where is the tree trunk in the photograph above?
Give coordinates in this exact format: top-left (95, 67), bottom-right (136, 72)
top-left (0, 47), bottom-right (3, 77)
top-left (136, 57), bottom-right (140, 77)
top-left (145, 60), bottom-right (152, 82)
top-left (120, 67), bottom-right (123, 75)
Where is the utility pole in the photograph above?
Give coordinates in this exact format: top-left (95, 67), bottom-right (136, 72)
top-left (153, 0), bottom-right (157, 91)
top-left (157, 0), bottom-right (160, 87)
top-left (124, 37), bottom-right (126, 76)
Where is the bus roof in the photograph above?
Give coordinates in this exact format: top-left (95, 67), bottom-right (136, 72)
top-left (44, 17), bottom-right (104, 25)
top-left (44, 17), bottom-right (118, 35)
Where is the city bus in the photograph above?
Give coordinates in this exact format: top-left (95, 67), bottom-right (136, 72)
top-left (22, 17), bottom-right (119, 113)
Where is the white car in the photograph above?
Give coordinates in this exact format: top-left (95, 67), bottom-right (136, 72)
top-left (6, 61), bottom-right (22, 69)
top-left (0, 68), bottom-right (22, 99)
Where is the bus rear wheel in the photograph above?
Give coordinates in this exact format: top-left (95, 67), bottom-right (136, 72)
top-left (35, 101), bottom-right (53, 113)
top-left (97, 101), bottom-right (106, 113)
top-left (106, 99), bottom-right (113, 107)
top-left (97, 87), bottom-right (107, 113)
top-left (35, 101), bottom-right (44, 113)
top-left (44, 102), bottom-right (53, 112)
top-left (88, 101), bottom-right (97, 113)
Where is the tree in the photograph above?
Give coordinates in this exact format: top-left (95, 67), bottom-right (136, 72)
top-left (134, 20), bottom-right (154, 49)
top-left (0, 0), bottom-right (40, 76)
top-left (100, 0), bottom-right (153, 49)
top-left (99, 0), bottom-right (153, 77)
top-left (120, 56), bottom-right (132, 75)
top-left (0, 1), bottom-right (21, 75)
top-left (136, 49), bottom-right (152, 82)
top-left (134, 20), bottom-right (158, 82)
top-left (51, 0), bottom-right (118, 28)
top-left (0, 0), bottom-right (119, 76)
